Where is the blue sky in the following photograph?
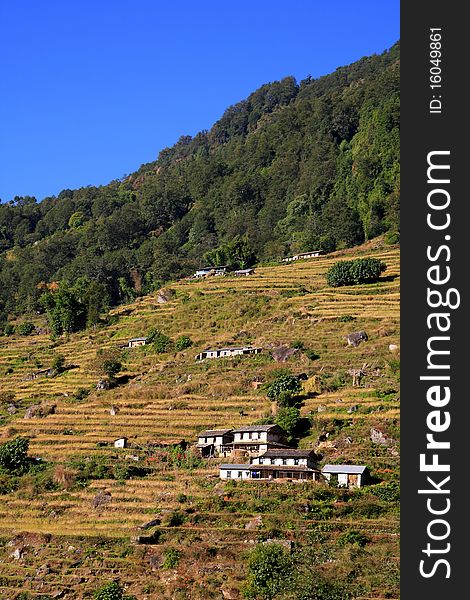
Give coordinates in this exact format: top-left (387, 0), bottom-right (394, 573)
top-left (0, 1), bottom-right (399, 202)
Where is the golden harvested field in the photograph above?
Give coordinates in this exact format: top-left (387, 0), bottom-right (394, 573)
top-left (0, 241), bottom-right (400, 599)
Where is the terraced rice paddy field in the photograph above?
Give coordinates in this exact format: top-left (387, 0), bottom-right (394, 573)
top-left (0, 241), bottom-right (400, 599)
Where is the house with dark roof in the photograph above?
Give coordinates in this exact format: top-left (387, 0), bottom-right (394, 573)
top-left (230, 424), bottom-right (289, 456)
top-left (321, 464), bottom-right (369, 488)
top-left (196, 429), bottom-right (234, 457)
top-left (219, 448), bottom-right (320, 481)
top-left (128, 337), bottom-right (147, 348)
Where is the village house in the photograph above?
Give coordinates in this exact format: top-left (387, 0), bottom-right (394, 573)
top-left (195, 346), bottom-right (262, 361)
top-left (233, 268), bottom-right (255, 276)
top-left (128, 337), bottom-right (147, 348)
top-left (114, 437), bottom-right (129, 449)
top-left (230, 424), bottom-right (289, 456)
top-left (321, 464), bottom-right (369, 488)
top-left (220, 449), bottom-right (320, 481)
top-left (280, 250), bottom-right (323, 263)
top-left (193, 266), bottom-right (227, 279)
top-left (196, 429), bottom-right (234, 457)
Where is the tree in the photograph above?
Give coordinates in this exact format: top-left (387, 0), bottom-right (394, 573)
top-left (326, 258), bottom-right (387, 287)
top-left (243, 543), bottom-right (292, 600)
top-left (175, 335), bottom-right (193, 351)
top-left (267, 375), bottom-right (302, 407)
top-left (0, 437), bottom-right (30, 473)
top-left (92, 349), bottom-right (123, 383)
top-left (274, 407), bottom-right (301, 440)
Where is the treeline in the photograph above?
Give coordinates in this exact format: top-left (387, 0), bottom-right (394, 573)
top-left (0, 42), bottom-right (399, 321)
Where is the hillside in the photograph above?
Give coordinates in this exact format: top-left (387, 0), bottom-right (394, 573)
top-left (0, 240), bottom-right (400, 599)
top-left (0, 43), bottom-right (399, 319)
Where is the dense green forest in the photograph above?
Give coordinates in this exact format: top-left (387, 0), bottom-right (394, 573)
top-left (0, 42), bottom-right (399, 323)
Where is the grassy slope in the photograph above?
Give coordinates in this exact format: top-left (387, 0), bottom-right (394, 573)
top-left (0, 240), bottom-right (400, 599)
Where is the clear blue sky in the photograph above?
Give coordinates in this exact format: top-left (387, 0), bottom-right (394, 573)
top-left (0, 1), bottom-right (399, 202)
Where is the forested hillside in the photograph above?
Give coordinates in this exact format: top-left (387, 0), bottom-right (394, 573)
top-left (0, 43), bottom-right (399, 321)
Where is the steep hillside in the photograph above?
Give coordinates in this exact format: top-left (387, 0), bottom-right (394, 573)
top-left (0, 43), bottom-right (399, 318)
top-left (0, 241), bottom-right (400, 599)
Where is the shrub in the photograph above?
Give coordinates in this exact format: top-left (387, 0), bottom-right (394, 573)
top-left (162, 548), bottom-right (181, 569)
top-left (267, 375), bottom-right (302, 406)
top-left (175, 336), bottom-right (193, 351)
top-left (243, 543), bottom-right (292, 600)
top-left (16, 322), bottom-right (35, 336)
top-left (3, 323), bottom-right (14, 336)
top-left (337, 530), bottom-right (370, 547)
top-left (0, 437), bottom-right (30, 473)
top-left (326, 258), bottom-right (387, 287)
top-left (147, 328), bottom-right (172, 352)
top-left (275, 407), bottom-right (301, 440)
top-left (51, 354), bottom-right (66, 373)
top-left (92, 348), bottom-right (123, 381)
top-left (93, 582), bottom-right (135, 600)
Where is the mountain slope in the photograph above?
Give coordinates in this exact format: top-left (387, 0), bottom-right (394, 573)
top-left (0, 43), bottom-right (399, 318)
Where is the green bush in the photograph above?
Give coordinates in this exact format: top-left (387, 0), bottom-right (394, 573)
top-left (267, 375), bottom-right (302, 405)
top-left (0, 437), bottom-right (30, 473)
top-left (326, 258), bottom-right (387, 287)
top-left (16, 322), bottom-right (35, 336)
top-left (93, 581), bottom-right (136, 600)
top-left (162, 548), bottom-right (181, 569)
top-left (243, 543), bottom-right (292, 600)
top-left (147, 328), bottom-right (172, 353)
top-left (337, 530), bottom-right (370, 547)
top-left (3, 323), bottom-right (14, 336)
top-left (175, 336), bottom-right (193, 351)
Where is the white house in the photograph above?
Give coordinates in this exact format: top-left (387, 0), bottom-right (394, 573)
top-left (128, 337), bottom-right (147, 348)
top-left (321, 464), bottom-right (369, 488)
top-left (233, 268), bottom-right (255, 276)
top-left (280, 250), bottom-right (323, 263)
top-left (114, 437), bottom-right (129, 449)
top-left (230, 424), bottom-right (289, 456)
top-left (195, 346), bottom-right (262, 361)
top-left (219, 449), bottom-right (320, 481)
top-left (193, 266), bottom-right (227, 278)
top-left (196, 429), bottom-right (234, 457)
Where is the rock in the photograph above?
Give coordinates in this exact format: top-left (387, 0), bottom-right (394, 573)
top-left (92, 491), bottom-right (112, 509)
top-left (96, 379), bottom-right (110, 391)
top-left (222, 587), bottom-right (240, 599)
top-left (157, 288), bottom-right (175, 304)
top-left (11, 547), bottom-right (23, 560)
top-left (264, 539), bottom-right (293, 552)
top-left (109, 406), bottom-right (119, 416)
top-left (24, 404), bottom-right (56, 419)
top-left (36, 563), bottom-right (51, 577)
top-left (346, 331), bottom-right (368, 347)
top-left (139, 517), bottom-right (161, 530)
top-left (345, 436), bottom-right (353, 444)
top-left (347, 405), bottom-right (359, 413)
top-left (370, 428), bottom-right (394, 446)
top-left (245, 515), bottom-right (263, 530)
top-left (7, 404), bottom-right (17, 414)
top-left (271, 345), bottom-right (299, 362)
top-left (389, 344), bottom-right (399, 352)
top-left (317, 405), bottom-right (327, 412)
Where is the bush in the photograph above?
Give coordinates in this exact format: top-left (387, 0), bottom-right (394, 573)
top-left (16, 322), bottom-right (35, 336)
top-left (243, 543), bottom-right (292, 600)
top-left (175, 336), bottom-right (193, 351)
top-left (337, 530), bottom-right (370, 547)
top-left (162, 548), bottom-right (181, 569)
top-left (93, 582), bottom-right (136, 600)
top-left (0, 437), bottom-right (30, 473)
top-left (275, 407), bottom-right (301, 440)
top-left (51, 354), bottom-right (66, 373)
top-left (147, 328), bottom-right (172, 353)
top-left (3, 323), bottom-right (14, 336)
top-left (326, 258), bottom-right (387, 287)
top-left (267, 375), bottom-right (302, 405)
top-left (92, 348), bottom-right (123, 381)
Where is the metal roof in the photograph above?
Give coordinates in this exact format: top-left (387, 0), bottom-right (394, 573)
top-left (321, 464), bottom-right (368, 474)
top-left (231, 424), bottom-right (283, 433)
top-left (198, 429), bottom-right (233, 437)
top-left (248, 465), bottom-right (319, 472)
top-left (259, 449), bottom-right (316, 458)
top-left (220, 464), bottom-right (251, 470)
top-left (128, 337), bottom-right (147, 342)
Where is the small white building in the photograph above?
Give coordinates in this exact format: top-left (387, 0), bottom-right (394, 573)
top-left (195, 346), bottom-right (262, 361)
top-left (196, 429), bottom-right (234, 457)
top-left (321, 464), bottom-right (369, 488)
top-left (128, 337), bottom-right (147, 348)
top-left (230, 424), bottom-right (289, 456)
top-left (280, 251), bottom-right (323, 263)
top-left (220, 464), bottom-right (252, 480)
top-left (233, 268), bottom-right (255, 277)
top-left (114, 437), bottom-right (129, 449)
top-left (193, 266), bottom-right (227, 278)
